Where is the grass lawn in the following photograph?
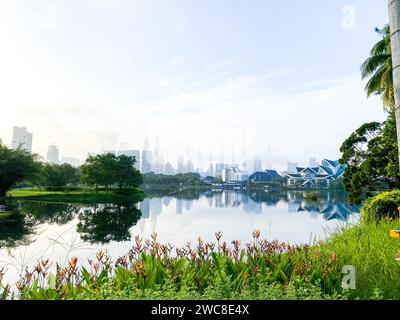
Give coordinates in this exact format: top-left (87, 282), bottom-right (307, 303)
top-left (6, 189), bottom-right (146, 204)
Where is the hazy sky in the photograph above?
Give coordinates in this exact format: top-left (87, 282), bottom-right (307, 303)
top-left (0, 0), bottom-right (390, 170)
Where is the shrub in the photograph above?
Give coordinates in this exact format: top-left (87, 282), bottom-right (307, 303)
top-left (360, 190), bottom-right (400, 222)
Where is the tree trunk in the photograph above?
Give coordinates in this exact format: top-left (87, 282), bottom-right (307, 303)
top-left (389, 0), bottom-right (400, 167)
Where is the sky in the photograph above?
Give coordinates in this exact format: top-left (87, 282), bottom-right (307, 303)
top-left (0, 0), bottom-right (390, 170)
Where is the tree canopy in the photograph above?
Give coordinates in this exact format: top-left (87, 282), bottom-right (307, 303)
top-left (339, 112), bottom-right (400, 204)
top-left (41, 163), bottom-right (80, 189)
top-left (361, 25), bottom-right (394, 112)
top-left (80, 153), bottom-right (142, 191)
top-left (0, 142), bottom-right (42, 197)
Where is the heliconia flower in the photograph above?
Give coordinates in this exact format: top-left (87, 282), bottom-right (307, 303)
top-left (252, 230), bottom-right (261, 239)
top-left (232, 240), bottom-right (240, 251)
top-left (15, 280), bottom-right (24, 290)
top-left (215, 232), bottom-right (222, 241)
top-left (96, 251), bottom-right (104, 261)
top-left (68, 256), bottom-right (78, 271)
top-left (135, 235), bottom-right (142, 247)
top-left (151, 232), bottom-right (158, 241)
top-left (41, 259), bottom-right (49, 268)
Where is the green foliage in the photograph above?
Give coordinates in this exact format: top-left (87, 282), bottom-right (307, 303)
top-left (360, 190), bottom-right (400, 222)
top-left (2, 220), bottom-right (400, 300)
top-left (361, 25), bottom-right (394, 112)
top-left (340, 112), bottom-right (400, 204)
top-left (8, 189), bottom-right (145, 204)
top-left (324, 219), bottom-right (400, 299)
top-left (41, 163), bottom-right (80, 189)
top-left (0, 142), bottom-right (42, 197)
top-left (143, 172), bottom-right (206, 186)
top-left (80, 153), bottom-right (142, 190)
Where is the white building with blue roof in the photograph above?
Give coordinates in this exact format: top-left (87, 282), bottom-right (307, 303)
top-left (286, 159), bottom-right (345, 187)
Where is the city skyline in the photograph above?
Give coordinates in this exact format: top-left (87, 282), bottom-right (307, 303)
top-left (0, 1), bottom-right (389, 170)
top-left (7, 127), bottom-right (328, 173)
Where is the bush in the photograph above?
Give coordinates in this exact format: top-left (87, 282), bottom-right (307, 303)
top-left (360, 190), bottom-right (400, 222)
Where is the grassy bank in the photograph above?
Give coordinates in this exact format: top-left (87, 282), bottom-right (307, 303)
top-left (2, 220), bottom-right (399, 300)
top-left (6, 189), bottom-right (146, 204)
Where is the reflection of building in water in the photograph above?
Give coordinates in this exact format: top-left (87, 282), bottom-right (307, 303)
top-left (243, 199), bottom-right (262, 214)
top-left (289, 197), bottom-right (359, 221)
top-left (176, 198), bottom-right (183, 215)
top-left (163, 197), bottom-right (171, 207)
top-left (184, 200), bottom-right (193, 211)
top-left (150, 198), bottom-right (162, 231)
top-left (214, 193), bottom-right (223, 208)
top-left (138, 219), bottom-right (146, 234)
top-left (207, 196), bottom-right (213, 207)
top-left (140, 199), bottom-right (150, 219)
top-left (321, 204), bottom-right (354, 221)
top-left (138, 199), bottom-right (150, 234)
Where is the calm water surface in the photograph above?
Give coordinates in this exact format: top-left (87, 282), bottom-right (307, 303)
top-left (0, 189), bottom-right (359, 285)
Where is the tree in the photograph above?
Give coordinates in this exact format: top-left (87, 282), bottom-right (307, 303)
top-left (80, 153), bottom-right (142, 191)
top-left (361, 25), bottom-right (394, 112)
top-left (80, 154), bottom-right (117, 190)
top-left (42, 163), bottom-right (79, 189)
top-left (115, 154), bottom-right (142, 191)
top-left (339, 113), bottom-right (400, 204)
top-left (0, 142), bottom-right (41, 197)
top-left (388, 0), bottom-right (400, 167)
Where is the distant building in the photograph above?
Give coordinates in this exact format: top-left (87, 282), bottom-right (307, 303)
top-left (11, 126), bottom-right (33, 152)
top-left (177, 156), bottom-right (185, 174)
top-left (142, 150), bottom-right (153, 173)
top-left (61, 157), bottom-right (82, 167)
top-left (118, 150), bottom-right (141, 170)
top-left (164, 162), bottom-right (174, 175)
top-left (186, 160), bottom-right (194, 173)
top-left (253, 159), bottom-right (262, 172)
top-left (206, 163), bottom-right (214, 177)
top-left (286, 159), bottom-right (345, 187)
top-left (46, 144), bottom-right (59, 164)
top-left (248, 170), bottom-right (281, 184)
top-left (287, 162), bottom-right (298, 173)
top-left (221, 166), bottom-right (242, 183)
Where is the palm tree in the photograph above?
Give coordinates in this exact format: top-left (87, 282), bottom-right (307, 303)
top-left (388, 0), bottom-right (400, 166)
top-left (361, 25), bottom-right (394, 112)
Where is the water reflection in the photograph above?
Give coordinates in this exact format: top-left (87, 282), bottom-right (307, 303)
top-left (141, 189), bottom-right (360, 227)
top-left (0, 199), bottom-right (143, 248)
top-left (0, 189), bottom-right (360, 250)
top-left (77, 203), bottom-right (142, 244)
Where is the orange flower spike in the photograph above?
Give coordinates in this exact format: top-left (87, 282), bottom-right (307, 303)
top-left (96, 251), bottom-right (104, 261)
top-left (252, 230), bottom-right (261, 239)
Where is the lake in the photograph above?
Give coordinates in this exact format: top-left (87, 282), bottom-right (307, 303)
top-left (0, 188), bottom-right (360, 286)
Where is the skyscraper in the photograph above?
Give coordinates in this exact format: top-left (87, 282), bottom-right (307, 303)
top-left (254, 159), bottom-right (262, 172)
top-left (177, 155), bottom-right (185, 173)
top-left (142, 150), bottom-right (153, 173)
top-left (141, 138), bottom-right (152, 173)
top-left (164, 162), bottom-right (174, 175)
top-left (11, 126), bottom-right (33, 152)
top-left (118, 150), bottom-right (141, 171)
top-left (46, 144), bottom-right (59, 164)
